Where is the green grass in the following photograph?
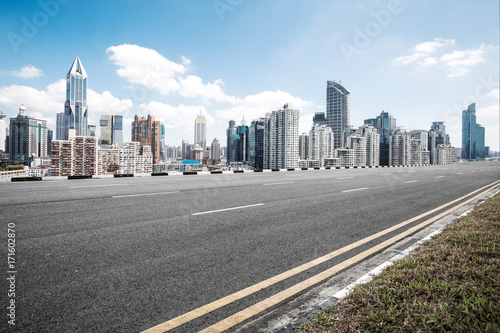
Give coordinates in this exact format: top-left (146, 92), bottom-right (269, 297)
top-left (300, 192), bottom-right (500, 333)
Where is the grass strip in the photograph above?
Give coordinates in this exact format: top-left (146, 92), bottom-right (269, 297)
top-left (300, 193), bottom-right (500, 333)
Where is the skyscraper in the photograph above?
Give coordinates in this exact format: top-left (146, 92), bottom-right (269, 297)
top-left (194, 111), bottom-right (207, 148)
top-left (264, 103), bottom-right (299, 169)
top-left (211, 138), bottom-right (221, 161)
top-left (226, 120), bottom-right (237, 163)
top-left (364, 110), bottom-right (397, 166)
top-left (462, 103), bottom-right (485, 160)
top-left (249, 117), bottom-right (265, 169)
top-left (309, 125), bottom-right (334, 165)
top-left (326, 80), bottom-right (350, 149)
top-left (100, 115), bottom-right (123, 147)
top-left (236, 119), bottom-right (249, 162)
top-left (9, 105), bottom-right (49, 165)
top-left (131, 114), bottom-right (161, 164)
top-left (62, 57), bottom-right (88, 139)
top-left (0, 111), bottom-right (7, 152)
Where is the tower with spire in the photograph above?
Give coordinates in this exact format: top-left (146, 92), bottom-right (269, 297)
top-left (60, 56), bottom-right (88, 139)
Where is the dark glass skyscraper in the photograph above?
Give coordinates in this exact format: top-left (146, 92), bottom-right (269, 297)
top-left (326, 81), bottom-right (350, 149)
top-left (462, 103), bottom-right (485, 160)
top-left (364, 111), bottom-right (396, 166)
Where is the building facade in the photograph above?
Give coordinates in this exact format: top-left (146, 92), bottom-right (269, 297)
top-left (194, 111), bottom-right (207, 149)
top-left (309, 125), bottom-right (334, 166)
top-left (211, 138), bottom-right (221, 161)
top-left (100, 115), bottom-right (123, 147)
top-left (264, 104), bottom-right (299, 169)
top-left (462, 103), bottom-right (485, 160)
top-left (131, 114), bottom-right (161, 164)
top-left (61, 57), bottom-right (88, 139)
top-left (50, 136), bottom-right (98, 176)
top-left (9, 105), bottom-right (49, 166)
top-left (326, 80), bottom-right (350, 149)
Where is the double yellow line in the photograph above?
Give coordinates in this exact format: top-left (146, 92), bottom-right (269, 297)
top-left (143, 180), bottom-right (500, 333)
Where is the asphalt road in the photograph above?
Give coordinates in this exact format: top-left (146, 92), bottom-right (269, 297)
top-left (1, 162), bottom-right (499, 332)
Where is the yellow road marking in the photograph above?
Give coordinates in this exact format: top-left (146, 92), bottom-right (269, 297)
top-left (142, 180), bottom-right (500, 333)
top-left (200, 180), bottom-right (500, 332)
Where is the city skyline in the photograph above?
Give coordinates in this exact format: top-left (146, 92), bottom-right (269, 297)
top-left (0, 1), bottom-right (498, 150)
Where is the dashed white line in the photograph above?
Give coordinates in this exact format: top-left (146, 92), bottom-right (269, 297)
top-left (435, 176), bottom-right (445, 179)
top-left (381, 174), bottom-right (390, 176)
top-left (113, 191), bottom-right (180, 198)
top-left (337, 177), bottom-right (354, 180)
top-left (192, 203), bottom-right (264, 216)
top-left (263, 182), bottom-right (294, 186)
top-left (342, 187), bottom-right (368, 193)
top-left (457, 172), bottom-right (463, 175)
top-left (71, 184), bottom-right (129, 188)
top-left (470, 171), bottom-right (476, 173)
top-left (404, 180), bottom-right (418, 183)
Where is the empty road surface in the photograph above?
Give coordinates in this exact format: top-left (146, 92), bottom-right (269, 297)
top-left (1, 162), bottom-right (499, 332)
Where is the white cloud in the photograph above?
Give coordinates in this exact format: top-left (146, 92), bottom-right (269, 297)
top-left (106, 44), bottom-right (186, 95)
top-left (139, 101), bottom-right (213, 140)
top-left (179, 75), bottom-right (240, 104)
top-left (439, 48), bottom-right (485, 77)
top-left (181, 56), bottom-right (192, 66)
top-left (216, 90), bottom-right (313, 122)
top-left (414, 38), bottom-right (455, 53)
top-left (393, 39), bottom-right (492, 77)
top-left (0, 80), bottom-right (133, 129)
top-left (9, 65), bottom-right (44, 78)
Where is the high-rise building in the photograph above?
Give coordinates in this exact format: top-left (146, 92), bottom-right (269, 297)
top-left (364, 110), bottom-right (396, 166)
top-left (119, 142), bottom-right (152, 174)
top-left (0, 111), bottom-right (7, 152)
top-left (428, 122), bottom-right (449, 164)
top-left (47, 129), bottom-right (53, 156)
top-left (309, 125), bottom-right (334, 165)
top-left (87, 125), bottom-right (96, 137)
top-left (211, 138), bottom-right (221, 161)
top-left (50, 136), bottom-right (98, 176)
top-left (249, 118), bottom-right (265, 169)
top-left (437, 144), bottom-right (457, 165)
top-left (100, 115), bottom-right (123, 147)
top-left (131, 114), bottom-right (161, 164)
top-left (264, 103), bottom-right (299, 169)
top-left (9, 105), bottom-right (49, 166)
top-left (160, 124), bottom-right (166, 162)
top-left (326, 80), bottom-right (350, 149)
top-left (299, 132), bottom-right (309, 160)
top-left (194, 111), bottom-right (207, 148)
top-left (236, 119), bottom-right (249, 162)
top-left (461, 103), bottom-right (485, 160)
top-left (56, 112), bottom-right (65, 140)
top-left (313, 112), bottom-right (327, 126)
top-left (226, 119), bottom-right (237, 163)
top-left (62, 57), bottom-right (88, 139)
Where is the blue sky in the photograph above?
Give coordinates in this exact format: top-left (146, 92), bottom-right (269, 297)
top-left (0, 0), bottom-right (498, 150)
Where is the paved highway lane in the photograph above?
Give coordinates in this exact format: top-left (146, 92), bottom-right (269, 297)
top-left (1, 162), bottom-right (499, 332)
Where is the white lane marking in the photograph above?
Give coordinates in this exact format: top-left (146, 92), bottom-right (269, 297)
top-left (457, 172), bottom-right (463, 175)
top-left (435, 176), bottom-right (445, 179)
top-left (71, 184), bottom-right (129, 188)
top-left (263, 182), bottom-right (294, 186)
top-left (471, 171), bottom-right (476, 173)
top-left (113, 191), bottom-right (180, 198)
top-left (381, 174), bottom-right (390, 176)
top-left (404, 180), bottom-right (418, 183)
top-left (337, 177), bottom-right (354, 180)
top-left (342, 187), bottom-right (368, 193)
top-left (192, 203), bottom-right (264, 216)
